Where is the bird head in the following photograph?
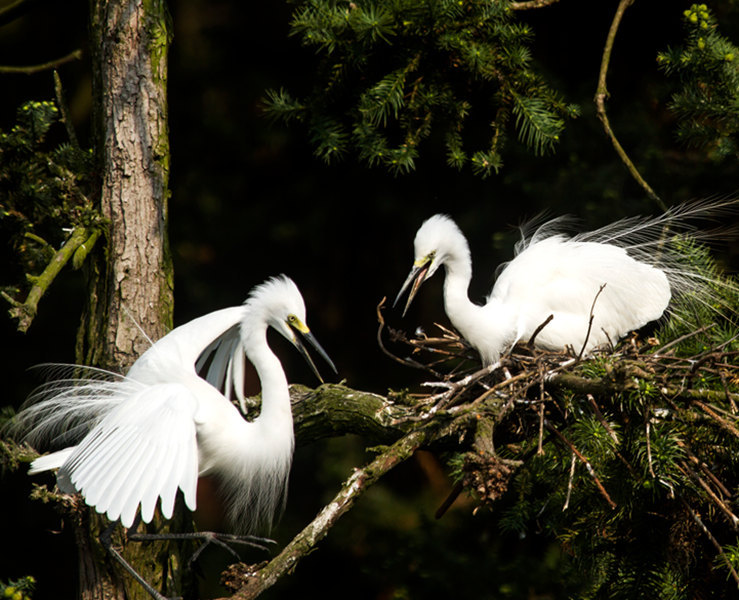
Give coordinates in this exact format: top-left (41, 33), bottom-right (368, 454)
top-left (394, 214), bottom-right (467, 316)
top-left (247, 276), bottom-right (337, 383)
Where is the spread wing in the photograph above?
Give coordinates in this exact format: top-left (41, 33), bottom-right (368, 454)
top-left (57, 382), bottom-right (199, 528)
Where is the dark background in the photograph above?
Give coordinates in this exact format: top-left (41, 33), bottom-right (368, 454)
top-left (2, 1), bottom-right (738, 598)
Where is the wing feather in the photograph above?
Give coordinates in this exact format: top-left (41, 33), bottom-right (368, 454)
top-left (196, 325), bottom-right (246, 403)
top-left (57, 383), bottom-right (199, 528)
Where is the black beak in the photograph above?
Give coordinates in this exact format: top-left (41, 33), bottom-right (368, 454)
top-left (292, 329), bottom-right (337, 383)
top-left (393, 262), bottom-right (430, 317)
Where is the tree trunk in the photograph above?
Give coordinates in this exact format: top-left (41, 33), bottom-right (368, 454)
top-left (74, 1), bottom-right (174, 598)
top-left (81, 0), bottom-right (174, 372)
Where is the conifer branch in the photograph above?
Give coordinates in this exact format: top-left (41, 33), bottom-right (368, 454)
top-left (270, 1), bottom-right (576, 176)
top-left (545, 420), bottom-right (617, 509)
top-left (594, 0), bottom-right (667, 212)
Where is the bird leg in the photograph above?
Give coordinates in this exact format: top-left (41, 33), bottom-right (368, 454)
top-left (101, 517), bottom-right (275, 600)
top-left (127, 529), bottom-right (275, 568)
top-left (100, 520), bottom-right (177, 600)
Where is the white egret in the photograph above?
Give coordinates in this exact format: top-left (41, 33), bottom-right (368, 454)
top-left (12, 275), bottom-right (336, 598)
top-left (395, 203), bottom-right (734, 365)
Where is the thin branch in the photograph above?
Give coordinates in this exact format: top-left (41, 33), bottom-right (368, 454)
top-left (0, 49), bottom-right (83, 75)
top-left (54, 70), bottom-right (79, 150)
top-left (220, 428), bottom-right (430, 599)
top-left (682, 499), bottom-right (739, 586)
top-left (563, 452), bottom-right (576, 510)
top-left (652, 324), bottom-right (716, 357)
top-left (692, 400), bottom-right (739, 439)
top-left (376, 297), bottom-right (444, 377)
top-left (537, 368), bottom-right (546, 455)
top-left (435, 481), bottom-right (464, 519)
top-left (510, 0), bottom-right (561, 10)
top-left (678, 462), bottom-right (739, 529)
top-left (594, 0), bottom-right (666, 212)
top-left (577, 284), bottom-right (606, 361)
top-left (0, 0), bottom-right (44, 27)
top-left (645, 417), bottom-right (656, 478)
top-left (587, 394), bottom-right (619, 445)
top-left (527, 314), bottom-right (553, 347)
top-left (545, 420), bottom-right (617, 509)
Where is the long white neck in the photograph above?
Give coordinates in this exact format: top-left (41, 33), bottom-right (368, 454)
top-left (241, 327), bottom-right (292, 424)
top-left (441, 245), bottom-right (486, 348)
top-left (442, 252), bottom-right (477, 332)
top-left (441, 246), bottom-right (515, 366)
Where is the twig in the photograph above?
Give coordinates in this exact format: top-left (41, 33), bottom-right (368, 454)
top-left (652, 324), bottom-right (716, 357)
top-left (682, 499), bottom-right (739, 586)
top-left (537, 364), bottom-right (546, 454)
top-left (719, 370), bottom-right (737, 413)
top-left (587, 394), bottom-right (619, 445)
top-left (563, 452), bottom-right (576, 511)
top-left (692, 400), bottom-right (739, 439)
top-left (528, 314), bottom-right (553, 348)
top-left (376, 298), bottom-right (444, 377)
top-left (435, 481), bottom-right (464, 520)
top-left (53, 70), bottom-right (79, 150)
top-left (510, 0), bottom-right (561, 9)
top-left (0, 49), bottom-right (83, 75)
top-left (0, 0), bottom-right (43, 28)
top-left (594, 0), bottom-right (666, 211)
top-left (577, 284), bottom-right (606, 361)
top-left (645, 417), bottom-right (656, 478)
top-left (545, 421), bottom-right (617, 509)
top-left (678, 462), bottom-right (739, 529)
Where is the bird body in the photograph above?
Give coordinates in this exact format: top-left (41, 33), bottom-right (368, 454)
top-left (395, 206), bottom-right (727, 365)
top-left (483, 235), bottom-right (670, 362)
top-left (15, 276), bottom-right (335, 535)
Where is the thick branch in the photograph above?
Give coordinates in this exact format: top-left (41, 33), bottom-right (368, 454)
top-left (3, 226), bottom-right (94, 333)
top-left (548, 371), bottom-right (739, 405)
top-left (291, 383), bottom-right (410, 443)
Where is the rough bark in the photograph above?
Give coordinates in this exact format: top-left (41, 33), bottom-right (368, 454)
top-left (75, 1), bottom-right (174, 598)
top-left (82, 0), bottom-right (173, 372)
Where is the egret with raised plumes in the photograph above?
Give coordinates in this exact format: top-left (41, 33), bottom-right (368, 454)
top-left (395, 204), bottom-right (733, 365)
top-left (12, 275), bottom-right (336, 598)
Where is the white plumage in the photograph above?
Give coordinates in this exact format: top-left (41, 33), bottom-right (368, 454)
top-left (395, 203), bottom-right (733, 365)
top-left (14, 275), bottom-right (335, 534)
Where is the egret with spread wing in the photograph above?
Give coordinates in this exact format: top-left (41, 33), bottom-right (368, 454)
top-left (395, 203), bottom-right (734, 365)
top-left (12, 275), bottom-right (336, 598)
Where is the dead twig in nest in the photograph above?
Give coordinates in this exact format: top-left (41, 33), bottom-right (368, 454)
top-left (577, 284), bottom-right (607, 362)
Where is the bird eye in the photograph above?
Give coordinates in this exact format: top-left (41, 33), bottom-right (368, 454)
top-left (287, 314), bottom-right (297, 324)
